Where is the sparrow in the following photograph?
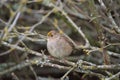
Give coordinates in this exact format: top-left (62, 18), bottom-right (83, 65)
top-left (47, 30), bottom-right (74, 58)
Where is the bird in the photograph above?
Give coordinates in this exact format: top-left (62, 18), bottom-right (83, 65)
top-left (47, 30), bottom-right (74, 58)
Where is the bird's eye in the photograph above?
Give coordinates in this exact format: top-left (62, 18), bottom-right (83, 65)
top-left (47, 32), bottom-right (53, 37)
top-left (50, 34), bottom-right (53, 37)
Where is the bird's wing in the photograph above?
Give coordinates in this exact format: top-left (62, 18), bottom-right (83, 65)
top-left (61, 34), bottom-right (76, 49)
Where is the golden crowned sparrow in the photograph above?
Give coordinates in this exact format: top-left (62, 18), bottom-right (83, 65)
top-left (47, 30), bottom-right (73, 58)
